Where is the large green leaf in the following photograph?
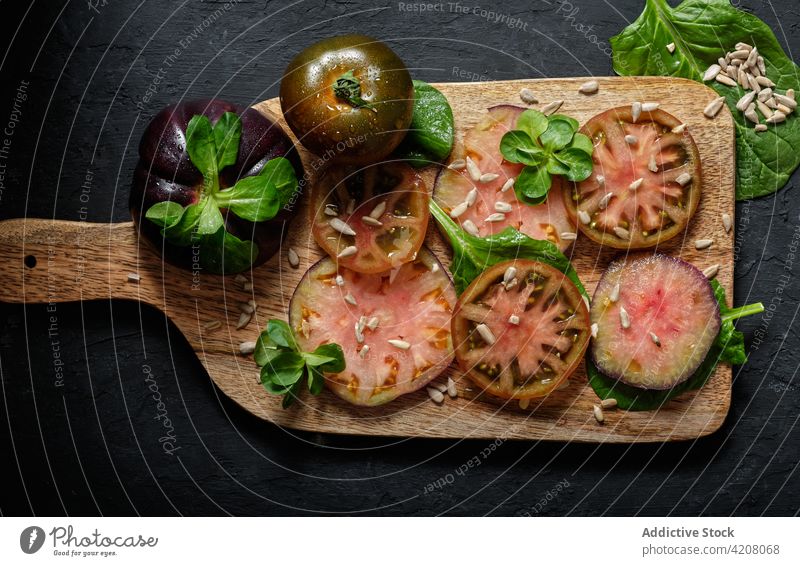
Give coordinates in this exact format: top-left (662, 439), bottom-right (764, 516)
top-left (611, 0), bottom-right (800, 200)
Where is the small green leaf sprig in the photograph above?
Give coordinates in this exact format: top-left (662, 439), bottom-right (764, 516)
top-left (499, 110), bottom-right (594, 205)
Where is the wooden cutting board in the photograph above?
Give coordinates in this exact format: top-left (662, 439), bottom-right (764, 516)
top-left (0, 77), bottom-right (734, 443)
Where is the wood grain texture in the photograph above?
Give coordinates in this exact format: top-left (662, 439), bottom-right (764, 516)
top-left (0, 77), bottom-right (734, 442)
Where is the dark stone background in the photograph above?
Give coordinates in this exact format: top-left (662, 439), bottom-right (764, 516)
top-left (0, 0), bottom-right (797, 516)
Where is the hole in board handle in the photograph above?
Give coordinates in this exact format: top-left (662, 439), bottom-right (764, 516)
top-left (24, 255), bottom-right (37, 269)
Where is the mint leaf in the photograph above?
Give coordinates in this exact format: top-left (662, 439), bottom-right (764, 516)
top-left (145, 201), bottom-right (185, 229)
top-left (213, 111), bottom-right (242, 170)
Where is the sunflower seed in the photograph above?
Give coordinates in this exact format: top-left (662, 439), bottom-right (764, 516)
top-left (746, 46), bottom-right (759, 66)
top-left (629, 177), bottom-right (644, 190)
top-left (648, 331), bottom-right (661, 347)
top-left (485, 213), bottom-right (506, 222)
top-left (466, 187), bottom-right (478, 206)
top-left (704, 96), bottom-right (726, 118)
top-left (583, 295), bottom-right (591, 312)
top-left (463, 219), bottom-right (480, 237)
top-left (557, 379), bottom-right (570, 391)
top-left (427, 387), bottom-right (444, 404)
top-left (765, 98), bottom-right (779, 109)
top-left (788, 89), bottom-right (795, 100)
top-left (729, 48), bottom-right (749, 60)
top-left (598, 192), bottom-right (614, 210)
top-left (738, 67), bottom-right (749, 88)
top-left (722, 213), bottom-right (732, 233)
top-left (346, 199), bottom-right (356, 215)
top-left (465, 156), bottom-right (481, 181)
top-left (519, 398), bottom-right (530, 410)
top-left (726, 65), bottom-right (737, 77)
top-left (591, 322), bottom-right (598, 338)
top-left (631, 101), bottom-right (642, 122)
top-left (480, 173), bottom-right (500, 183)
top-left (287, 247), bottom-right (300, 268)
top-left (619, 306), bottom-right (631, 329)
top-left (703, 64), bottom-right (721, 81)
top-left (542, 100), bottom-right (564, 115)
top-left (388, 339), bottom-right (411, 351)
top-left (446, 377), bottom-right (458, 398)
top-left (504, 277), bottom-right (518, 291)
top-left (356, 315), bottom-right (367, 334)
top-left (777, 103), bottom-right (793, 115)
top-left (736, 90), bottom-right (757, 111)
top-left (389, 267), bottom-right (401, 285)
top-left (601, 398), bottom-right (618, 410)
top-left (718, 56), bottom-right (727, 67)
top-left (766, 111), bottom-right (786, 124)
top-left (579, 80), bottom-right (599, 94)
top-left (758, 56), bottom-right (767, 76)
top-left (642, 102), bottom-right (660, 112)
top-left (448, 159), bottom-right (466, 170)
top-left (674, 172), bottom-right (692, 187)
top-left (367, 317), bottom-right (380, 331)
top-left (755, 76), bottom-right (775, 88)
top-left (354, 323), bottom-right (365, 344)
top-left (648, 154), bottom-right (658, 173)
top-left (242, 282), bottom-right (253, 292)
top-left (203, 320), bottom-right (222, 331)
top-left (368, 200), bottom-right (386, 219)
top-left (337, 246), bottom-right (358, 258)
top-left (335, 274), bottom-right (345, 286)
top-left (431, 263), bottom-right (440, 273)
top-left (560, 231), bottom-right (577, 241)
top-left (234, 273), bottom-right (248, 284)
top-left (703, 264), bottom-right (720, 279)
top-left (609, 283), bottom-right (620, 302)
top-left (494, 201), bottom-right (513, 213)
top-left (236, 312), bottom-right (252, 330)
top-left (672, 123), bottom-right (686, 134)
top-left (744, 105), bottom-right (759, 124)
top-left (715, 74), bottom-right (737, 87)
top-left (239, 302), bottom-right (254, 314)
top-left (613, 226), bottom-right (630, 240)
top-left (449, 202), bottom-right (469, 218)
top-left (519, 88), bottom-right (538, 105)
top-left (503, 266), bottom-right (517, 285)
top-left (344, 293), bottom-right (357, 305)
top-left (324, 204), bottom-right (338, 216)
top-left (774, 94), bottom-right (797, 109)
top-left (239, 341), bottom-right (257, 355)
top-left (330, 218), bottom-right (356, 236)
top-left (758, 87), bottom-right (773, 102)
top-left (625, 134), bottom-right (638, 145)
top-left (127, 272), bottom-right (140, 283)
top-left (361, 216), bottom-right (383, 227)
top-left (757, 98), bottom-right (774, 117)
top-left (359, 345), bottom-right (370, 359)
top-left (475, 323), bottom-right (496, 345)
top-left (501, 178), bottom-right (515, 192)
top-left (666, 42), bottom-right (675, 53)
top-left (747, 74), bottom-right (761, 92)
top-left (578, 210), bottom-right (591, 225)
top-left (593, 404), bottom-right (605, 423)
top-left (735, 42), bottom-right (753, 51)
top-left (754, 124), bottom-right (768, 132)
top-left (596, 174), bottom-right (605, 186)
top-left (695, 238), bottom-right (713, 250)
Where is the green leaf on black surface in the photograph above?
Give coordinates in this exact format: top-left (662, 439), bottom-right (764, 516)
top-left (610, 0), bottom-right (800, 200)
top-left (587, 280), bottom-right (763, 411)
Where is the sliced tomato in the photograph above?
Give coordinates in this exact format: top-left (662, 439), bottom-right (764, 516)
top-left (289, 247), bottom-right (455, 406)
top-left (591, 254), bottom-right (720, 389)
top-left (452, 259), bottom-right (590, 400)
top-left (311, 162), bottom-right (430, 274)
top-left (565, 106), bottom-right (702, 249)
top-left (434, 105), bottom-right (576, 251)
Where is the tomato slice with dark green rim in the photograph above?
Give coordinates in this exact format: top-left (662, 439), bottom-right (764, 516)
top-left (311, 162), bottom-right (431, 274)
top-left (452, 259), bottom-right (590, 400)
top-left (565, 106), bottom-right (702, 249)
top-left (289, 247), bottom-right (456, 406)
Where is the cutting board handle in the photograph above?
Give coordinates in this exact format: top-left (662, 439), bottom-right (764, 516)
top-left (0, 218), bottom-right (157, 305)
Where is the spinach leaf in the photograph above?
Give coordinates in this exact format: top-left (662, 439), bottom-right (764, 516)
top-left (429, 200), bottom-right (586, 296)
top-left (396, 80), bottom-right (455, 168)
top-left (254, 319), bottom-right (346, 407)
top-left (610, 0), bottom-right (800, 200)
top-left (587, 279), bottom-right (763, 410)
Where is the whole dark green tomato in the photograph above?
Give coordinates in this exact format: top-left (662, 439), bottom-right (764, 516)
top-left (280, 34), bottom-right (414, 165)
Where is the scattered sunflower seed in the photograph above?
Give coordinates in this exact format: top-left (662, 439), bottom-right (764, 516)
top-left (236, 311), bottom-right (252, 330)
top-left (578, 80), bottom-right (599, 94)
top-left (463, 219), bottom-right (480, 237)
top-left (389, 339), bottom-right (411, 350)
top-left (744, 105), bottom-right (759, 124)
top-left (746, 46), bottom-right (759, 67)
top-left (542, 100), bottom-right (564, 115)
top-left (354, 323), bottom-right (365, 344)
top-left (666, 42), bottom-right (675, 53)
top-left (672, 123), bottom-right (686, 134)
top-left (578, 210), bottom-right (591, 225)
top-left (465, 156), bottom-right (481, 181)
top-left (427, 387), bottom-right (445, 404)
top-left (629, 177), bottom-right (643, 190)
top-left (239, 341), bottom-right (257, 355)
top-left (735, 42), bottom-right (753, 51)
top-left (613, 226), bottom-right (630, 240)
top-left (601, 398), bottom-right (618, 410)
top-left (625, 134), bottom-right (638, 145)
top-left (361, 216), bottom-right (383, 227)
top-left (203, 320), bottom-right (222, 331)
top-left (367, 316), bottom-right (380, 331)
top-left (631, 101), bottom-right (642, 122)
top-left (239, 302), bottom-right (254, 314)
top-left (619, 306), bottom-right (631, 329)
top-left (649, 331), bottom-right (662, 347)
top-left (758, 56), bottom-right (767, 76)
top-left (508, 314), bottom-right (520, 325)
top-left (703, 64), bottom-right (722, 81)
top-left (703, 264), bottom-right (720, 279)
top-left (715, 74), bottom-right (737, 87)
top-left (722, 213), bottom-right (732, 233)
top-left (287, 247), bottom-right (300, 268)
top-left (330, 218), bottom-right (356, 236)
top-left (344, 293), bottom-right (357, 305)
top-left (519, 398), bottom-right (530, 410)
top-left (388, 267), bottom-right (401, 285)
top-left (346, 199), bottom-right (355, 215)
top-left (501, 178), bottom-right (515, 192)
top-left (593, 404), bottom-right (605, 424)
top-left (242, 282), bottom-right (253, 292)
top-left (596, 174), bottom-right (605, 186)
top-left (494, 201), bottom-right (513, 213)
top-left (503, 266), bottom-right (517, 284)
top-left (648, 155), bottom-right (658, 173)
top-left (754, 123), bottom-right (768, 132)
top-left (610, 283), bottom-right (620, 303)
top-left (695, 238), bottom-right (713, 250)
top-left (449, 202), bottom-right (469, 218)
top-left (504, 277), bottom-right (518, 291)
top-left (446, 377), bottom-right (458, 398)
top-left (560, 231), bottom-right (577, 241)
top-left (757, 99), bottom-right (773, 119)
top-left (591, 322), bottom-right (598, 338)
top-left (448, 159), bottom-right (466, 170)
top-left (431, 263), bottom-right (440, 273)
top-left (127, 273), bottom-right (141, 283)
top-left (335, 274), bottom-right (345, 286)
top-left (703, 96), bottom-right (726, 118)
top-left (642, 102), bottom-right (660, 112)
top-left (234, 274), bottom-right (248, 285)
top-left (369, 200), bottom-right (387, 219)
top-left (777, 103), bottom-right (793, 115)
top-left (675, 172), bottom-right (692, 186)
top-left (480, 173), bottom-right (500, 183)
top-left (359, 345), bottom-right (370, 359)
top-left (774, 93), bottom-right (797, 109)
top-left (598, 192), bottom-right (614, 210)
top-left (766, 111), bottom-right (786, 124)
top-left (466, 187), bottom-right (478, 207)
top-left (730, 48), bottom-right (750, 60)
top-left (485, 212), bottom-right (505, 222)
top-left (736, 90), bottom-right (757, 111)
top-left (475, 323), bottom-right (496, 345)
top-left (519, 88), bottom-right (538, 105)
top-left (337, 246), bottom-right (358, 259)
top-left (324, 204), bottom-right (338, 216)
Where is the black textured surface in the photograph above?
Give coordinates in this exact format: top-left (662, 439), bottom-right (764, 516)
top-left (0, 0), bottom-right (798, 516)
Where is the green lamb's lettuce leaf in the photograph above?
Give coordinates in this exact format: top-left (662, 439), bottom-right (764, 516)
top-left (186, 115), bottom-right (219, 189)
top-left (212, 112), bottom-right (242, 170)
top-left (610, 0), bottom-right (800, 200)
top-left (396, 80), bottom-right (455, 168)
top-left (254, 319), bottom-right (346, 408)
top-left (144, 201), bottom-right (185, 228)
top-left (196, 227), bottom-right (258, 275)
top-left (588, 280), bottom-right (763, 411)
top-left (429, 200), bottom-right (586, 296)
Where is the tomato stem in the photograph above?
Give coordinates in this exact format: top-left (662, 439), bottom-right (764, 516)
top-left (332, 70), bottom-right (375, 111)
